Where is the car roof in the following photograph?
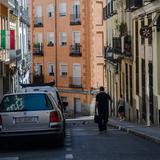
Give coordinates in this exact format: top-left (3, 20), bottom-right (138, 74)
top-left (20, 86), bottom-right (58, 93)
top-left (3, 92), bottom-right (49, 96)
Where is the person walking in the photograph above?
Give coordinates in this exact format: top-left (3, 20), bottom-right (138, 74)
top-left (95, 86), bottom-right (112, 132)
top-left (118, 95), bottom-right (125, 121)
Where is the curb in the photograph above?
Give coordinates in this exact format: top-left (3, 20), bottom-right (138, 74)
top-left (108, 122), bottom-right (160, 144)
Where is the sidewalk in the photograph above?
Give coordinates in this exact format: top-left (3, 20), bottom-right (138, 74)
top-left (108, 118), bottom-right (160, 144)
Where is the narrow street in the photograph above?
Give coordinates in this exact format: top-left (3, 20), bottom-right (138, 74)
top-left (0, 119), bottom-right (160, 160)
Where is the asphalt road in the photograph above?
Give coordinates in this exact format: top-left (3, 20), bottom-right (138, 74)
top-left (0, 119), bottom-right (160, 160)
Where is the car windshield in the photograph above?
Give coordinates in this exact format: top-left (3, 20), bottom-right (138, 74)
top-left (0, 93), bottom-right (53, 112)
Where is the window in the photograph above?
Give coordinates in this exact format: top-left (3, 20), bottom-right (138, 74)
top-left (0, 94), bottom-right (53, 112)
top-left (47, 32), bottom-right (54, 46)
top-left (35, 5), bottom-right (42, 17)
top-left (59, 3), bottom-right (66, 16)
top-left (60, 64), bottom-right (68, 76)
top-left (72, 31), bottom-right (80, 44)
top-left (60, 32), bottom-right (67, 46)
top-left (72, 1), bottom-right (80, 17)
top-left (35, 32), bottom-right (43, 43)
top-left (48, 63), bottom-right (54, 76)
top-left (34, 63), bottom-right (42, 75)
top-left (47, 4), bottom-right (54, 17)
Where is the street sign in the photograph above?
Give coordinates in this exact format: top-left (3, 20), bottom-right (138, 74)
top-left (140, 26), bottom-right (152, 38)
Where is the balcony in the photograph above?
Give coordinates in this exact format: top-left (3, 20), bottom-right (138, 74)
top-left (126, 0), bottom-right (143, 11)
top-left (33, 74), bottom-right (44, 84)
top-left (70, 44), bottom-right (82, 57)
top-left (20, 7), bottom-right (30, 26)
top-left (104, 46), bottom-right (113, 59)
top-left (33, 43), bottom-right (43, 56)
top-left (69, 77), bottom-right (82, 88)
top-left (70, 14), bottom-right (81, 25)
top-left (47, 41), bottom-right (54, 47)
top-left (34, 17), bottom-right (43, 27)
top-left (123, 35), bottom-right (132, 57)
top-left (1, 0), bottom-right (18, 14)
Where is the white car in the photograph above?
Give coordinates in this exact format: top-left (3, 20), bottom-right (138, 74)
top-left (0, 92), bottom-right (65, 146)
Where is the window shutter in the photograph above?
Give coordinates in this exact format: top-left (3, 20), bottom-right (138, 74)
top-left (10, 30), bottom-right (15, 49)
top-left (47, 32), bottom-right (54, 44)
top-left (60, 32), bottom-right (67, 45)
top-left (35, 6), bottom-right (42, 17)
top-left (47, 4), bottom-right (54, 17)
top-left (61, 64), bottom-right (67, 76)
top-left (1, 30), bottom-right (6, 49)
top-left (73, 32), bottom-right (80, 44)
top-left (59, 3), bottom-right (66, 16)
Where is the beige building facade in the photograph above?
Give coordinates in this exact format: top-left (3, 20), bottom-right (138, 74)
top-left (104, 0), bottom-right (160, 126)
top-left (104, 0), bottom-right (133, 118)
top-left (31, 0), bottom-right (105, 116)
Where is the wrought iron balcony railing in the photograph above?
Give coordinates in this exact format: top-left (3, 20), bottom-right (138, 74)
top-left (126, 0), bottom-right (143, 11)
top-left (70, 14), bottom-right (81, 25)
top-left (69, 77), bottom-right (82, 88)
top-left (34, 17), bottom-right (43, 27)
top-left (112, 37), bottom-right (122, 54)
top-left (33, 43), bottom-right (43, 56)
top-left (70, 44), bottom-right (82, 56)
top-left (33, 74), bottom-right (44, 84)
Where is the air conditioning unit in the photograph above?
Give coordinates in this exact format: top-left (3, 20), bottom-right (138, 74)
top-left (0, 61), bottom-right (6, 77)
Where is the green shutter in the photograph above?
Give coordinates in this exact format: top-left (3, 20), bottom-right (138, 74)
top-left (1, 30), bottom-right (6, 49)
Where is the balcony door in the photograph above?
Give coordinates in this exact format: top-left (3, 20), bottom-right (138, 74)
top-left (73, 64), bottom-right (81, 85)
top-left (72, 31), bottom-right (80, 45)
top-left (72, 1), bottom-right (80, 18)
top-left (35, 5), bottom-right (42, 17)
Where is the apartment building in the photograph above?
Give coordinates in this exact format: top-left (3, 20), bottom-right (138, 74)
top-left (104, 0), bottom-right (133, 119)
top-left (104, 0), bottom-right (160, 126)
top-left (128, 0), bottom-right (160, 126)
top-left (0, 0), bottom-right (19, 97)
top-left (31, 0), bottom-right (105, 116)
top-left (0, 0), bottom-right (30, 99)
top-left (18, 0), bottom-right (31, 86)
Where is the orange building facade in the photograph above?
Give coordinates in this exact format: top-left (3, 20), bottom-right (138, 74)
top-left (31, 0), bottom-right (105, 116)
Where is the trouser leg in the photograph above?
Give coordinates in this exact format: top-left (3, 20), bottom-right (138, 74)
top-left (98, 114), bottom-right (103, 131)
top-left (102, 114), bottom-right (108, 130)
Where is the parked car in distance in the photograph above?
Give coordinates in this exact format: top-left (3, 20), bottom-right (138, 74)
top-left (0, 92), bottom-right (65, 146)
top-left (19, 82), bottom-right (68, 113)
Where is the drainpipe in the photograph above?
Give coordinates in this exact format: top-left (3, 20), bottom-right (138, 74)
top-left (55, 0), bottom-right (58, 87)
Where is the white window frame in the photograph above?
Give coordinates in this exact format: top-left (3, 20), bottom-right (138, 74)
top-left (34, 32), bottom-right (43, 44)
top-left (72, 31), bottom-right (80, 44)
top-left (59, 3), bottom-right (67, 16)
top-left (35, 5), bottom-right (42, 17)
top-left (47, 32), bottom-right (54, 46)
top-left (48, 63), bottom-right (55, 76)
top-left (47, 4), bottom-right (54, 18)
top-left (60, 63), bottom-right (68, 76)
top-left (60, 32), bottom-right (67, 46)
